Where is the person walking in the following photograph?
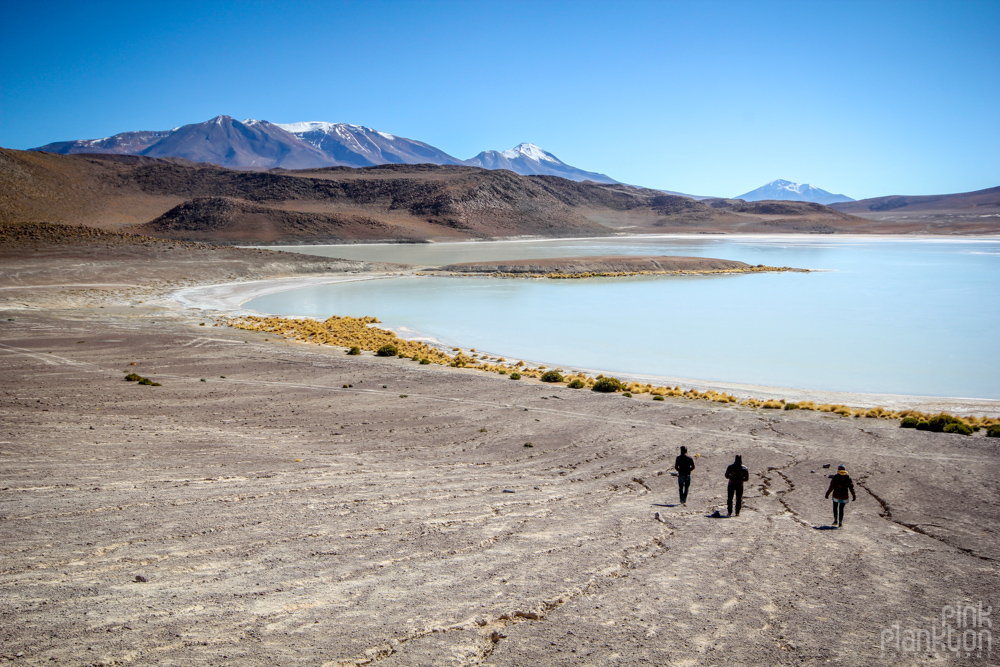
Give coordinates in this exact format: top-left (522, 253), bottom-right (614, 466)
top-left (724, 455), bottom-right (749, 516)
top-left (674, 446), bottom-right (695, 505)
top-left (825, 464), bottom-right (857, 526)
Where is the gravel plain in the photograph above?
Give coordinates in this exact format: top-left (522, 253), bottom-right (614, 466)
top-left (1, 245), bottom-right (998, 666)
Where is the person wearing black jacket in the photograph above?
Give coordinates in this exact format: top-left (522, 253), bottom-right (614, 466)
top-left (674, 446), bottom-right (695, 505)
top-left (825, 465), bottom-right (857, 526)
top-left (724, 455), bottom-right (749, 516)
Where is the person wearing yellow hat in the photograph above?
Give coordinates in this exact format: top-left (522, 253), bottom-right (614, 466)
top-left (825, 465), bottom-right (857, 526)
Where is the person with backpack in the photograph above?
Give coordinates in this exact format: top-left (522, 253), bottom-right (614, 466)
top-left (674, 446), bottom-right (695, 505)
top-left (825, 464), bottom-right (857, 526)
top-left (724, 455), bottom-right (749, 516)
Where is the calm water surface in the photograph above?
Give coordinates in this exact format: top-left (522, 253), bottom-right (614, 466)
top-left (250, 237), bottom-right (1000, 399)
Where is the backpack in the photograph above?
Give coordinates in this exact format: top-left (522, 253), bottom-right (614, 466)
top-left (727, 464), bottom-right (748, 485)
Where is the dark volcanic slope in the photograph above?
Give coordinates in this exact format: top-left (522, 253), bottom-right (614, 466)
top-left (831, 185), bottom-right (1000, 214)
top-left (1, 148), bottom-right (899, 242)
top-left (135, 197), bottom-right (416, 244)
top-left (829, 185), bottom-right (1000, 233)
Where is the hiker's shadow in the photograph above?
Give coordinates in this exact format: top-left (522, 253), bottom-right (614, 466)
top-left (652, 503), bottom-right (679, 508)
top-left (706, 510), bottom-right (730, 519)
top-left (813, 525), bottom-right (839, 530)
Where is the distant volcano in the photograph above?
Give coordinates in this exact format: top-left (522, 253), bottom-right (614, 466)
top-left (735, 179), bottom-right (853, 205)
top-left (464, 143), bottom-right (617, 184)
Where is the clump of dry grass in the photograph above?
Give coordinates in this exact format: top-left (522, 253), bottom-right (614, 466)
top-left (224, 315), bottom-right (1000, 431)
top-left (124, 371), bottom-right (160, 386)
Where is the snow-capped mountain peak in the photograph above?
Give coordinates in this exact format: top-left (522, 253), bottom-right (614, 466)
top-left (465, 143), bottom-right (616, 183)
top-left (275, 121), bottom-right (396, 141)
top-left (735, 179), bottom-right (854, 205)
top-left (30, 116), bottom-right (616, 183)
top-left (500, 142), bottom-right (560, 164)
top-left (767, 179), bottom-right (811, 194)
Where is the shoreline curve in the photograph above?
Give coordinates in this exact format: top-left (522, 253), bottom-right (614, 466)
top-left (174, 274), bottom-right (1000, 416)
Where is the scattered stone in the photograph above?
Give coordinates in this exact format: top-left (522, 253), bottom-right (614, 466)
top-left (134, 575), bottom-right (148, 583)
top-left (514, 610), bottom-right (542, 620)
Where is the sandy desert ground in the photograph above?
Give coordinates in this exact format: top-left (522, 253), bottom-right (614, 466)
top-left (2, 243), bottom-right (998, 666)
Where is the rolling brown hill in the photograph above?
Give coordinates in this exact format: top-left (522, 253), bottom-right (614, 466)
top-left (1, 148), bottom-right (926, 243)
top-left (829, 185), bottom-right (1000, 233)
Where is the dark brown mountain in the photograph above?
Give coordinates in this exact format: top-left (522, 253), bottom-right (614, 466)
top-left (831, 185), bottom-right (1000, 213)
top-left (135, 197), bottom-right (418, 244)
top-left (829, 185), bottom-right (1000, 233)
top-left (0, 148), bottom-right (910, 243)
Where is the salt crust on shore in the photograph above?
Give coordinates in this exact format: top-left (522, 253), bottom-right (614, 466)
top-left (176, 275), bottom-right (1000, 416)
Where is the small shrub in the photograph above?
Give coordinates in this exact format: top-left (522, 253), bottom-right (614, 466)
top-left (783, 403), bottom-right (799, 410)
top-left (567, 379), bottom-right (585, 389)
top-left (399, 394), bottom-right (408, 398)
top-left (509, 372), bottom-right (522, 380)
top-left (200, 378), bottom-right (206, 382)
top-left (524, 442), bottom-right (533, 448)
top-left (762, 400), bottom-right (783, 409)
top-left (943, 422), bottom-right (974, 436)
top-left (592, 377), bottom-right (623, 393)
top-left (653, 395), bottom-right (665, 401)
top-left (376, 344), bottom-right (398, 357)
top-left (346, 346), bottom-right (361, 355)
top-left (915, 420), bottom-right (931, 431)
top-left (927, 415), bottom-right (952, 432)
top-left (987, 424), bottom-right (1000, 438)
top-left (540, 370), bottom-right (564, 383)
top-left (420, 358), bottom-right (431, 364)
top-left (623, 392), bottom-right (632, 398)
top-left (900, 416), bottom-right (918, 428)
top-left (124, 372), bottom-right (142, 382)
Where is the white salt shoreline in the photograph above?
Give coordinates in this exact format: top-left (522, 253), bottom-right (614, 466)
top-left (174, 274), bottom-right (1000, 416)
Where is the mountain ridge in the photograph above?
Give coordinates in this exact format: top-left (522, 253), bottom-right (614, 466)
top-left (31, 116), bottom-right (617, 184)
top-left (736, 179), bottom-right (854, 205)
top-left (465, 142), bottom-right (617, 184)
top-left (830, 185), bottom-right (1000, 214)
top-left (1, 148), bottom-right (895, 242)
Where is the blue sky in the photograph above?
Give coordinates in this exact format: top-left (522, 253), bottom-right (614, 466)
top-left (1, 0), bottom-right (997, 199)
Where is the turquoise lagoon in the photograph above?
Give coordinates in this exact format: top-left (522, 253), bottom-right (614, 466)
top-left (248, 237), bottom-right (1000, 399)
